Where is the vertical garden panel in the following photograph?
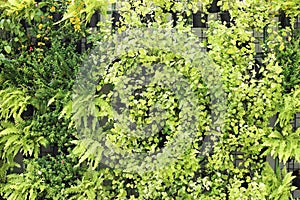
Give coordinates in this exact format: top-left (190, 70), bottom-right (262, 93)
top-left (0, 1), bottom-right (300, 199)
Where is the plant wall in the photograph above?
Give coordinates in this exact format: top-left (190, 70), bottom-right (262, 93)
top-left (0, 0), bottom-right (299, 199)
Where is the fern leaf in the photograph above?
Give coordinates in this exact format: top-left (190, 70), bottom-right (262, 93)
top-left (0, 126), bottom-right (19, 137)
top-left (3, 134), bottom-right (20, 152)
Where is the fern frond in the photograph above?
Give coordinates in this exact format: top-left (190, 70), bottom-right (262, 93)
top-left (72, 138), bottom-right (104, 169)
top-left (0, 125), bottom-right (18, 137)
top-left (0, 87), bottom-right (31, 122)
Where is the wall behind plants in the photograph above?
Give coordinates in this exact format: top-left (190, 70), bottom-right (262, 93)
top-left (0, 0), bottom-right (300, 199)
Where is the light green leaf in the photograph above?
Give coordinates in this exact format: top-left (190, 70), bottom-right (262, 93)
top-left (4, 45), bottom-right (11, 54)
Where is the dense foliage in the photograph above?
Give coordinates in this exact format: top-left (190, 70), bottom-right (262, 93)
top-left (0, 0), bottom-right (299, 199)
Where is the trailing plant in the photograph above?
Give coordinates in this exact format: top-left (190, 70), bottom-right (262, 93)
top-left (275, 31), bottom-right (300, 93)
top-left (0, 18), bottom-right (28, 59)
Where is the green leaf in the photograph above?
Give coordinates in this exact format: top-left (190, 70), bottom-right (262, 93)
top-left (4, 45), bottom-right (11, 54)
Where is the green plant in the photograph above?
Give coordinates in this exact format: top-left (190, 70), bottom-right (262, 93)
top-left (1, 0), bottom-right (300, 199)
top-left (65, 26), bottom-right (218, 199)
top-left (0, 0), bottom-right (37, 21)
top-left (0, 166), bottom-right (47, 200)
top-left (57, 0), bottom-right (115, 30)
top-left (263, 87), bottom-right (300, 163)
top-left (0, 1), bottom-right (84, 198)
top-left (0, 87), bottom-right (31, 121)
top-left (227, 162), bottom-right (296, 200)
top-left (65, 169), bottom-right (117, 200)
top-left (262, 163), bottom-right (296, 200)
top-left (275, 31), bottom-right (300, 93)
top-left (0, 120), bottom-right (48, 180)
top-left (0, 87), bottom-right (47, 179)
top-left (0, 154), bottom-right (84, 200)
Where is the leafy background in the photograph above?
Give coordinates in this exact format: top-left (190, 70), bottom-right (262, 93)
top-left (0, 0), bottom-right (299, 199)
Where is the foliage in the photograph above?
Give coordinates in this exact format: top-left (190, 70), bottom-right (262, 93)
top-left (0, 0), bottom-right (37, 20)
top-left (261, 163), bottom-right (297, 200)
top-left (57, 0), bottom-right (115, 30)
top-left (0, 87), bottom-right (30, 122)
top-left (0, 0), bottom-right (85, 198)
top-left (227, 162), bottom-right (296, 200)
top-left (0, 120), bottom-right (48, 180)
top-left (0, 169), bottom-right (46, 200)
top-left (263, 87), bottom-right (300, 163)
top-left (275, 31), bottom-right (300, 93)
top-left (0, 0), bottom-right (300, 199)
top-left (0, 87), bottom-right (46, 180)
top-left (64, 169), bottom-right (117, 199)
top-left (0, 155), bottom-right (84, 200)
